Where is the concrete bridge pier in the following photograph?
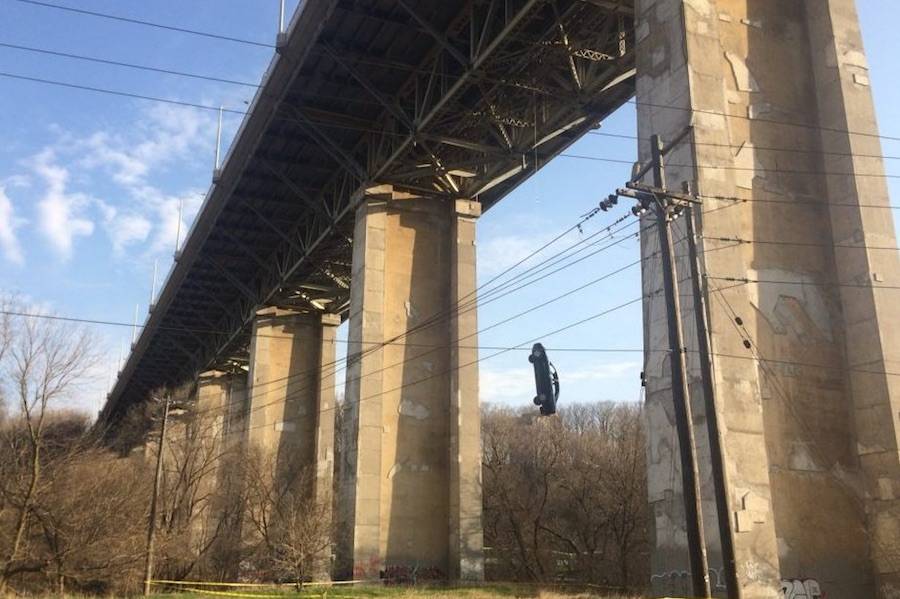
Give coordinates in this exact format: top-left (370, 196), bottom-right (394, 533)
top-left (636, 0), bottom-right (900, 597)
top-left (194, 370), bottom-right (249, 578)
top-left (336, 185), bottom-right (484, 581)
top-left (246, 309), bottom-right (339, 494)
top-left (245, 308), bottom-right (340, 575)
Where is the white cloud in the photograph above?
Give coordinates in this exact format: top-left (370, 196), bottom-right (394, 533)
top-left (137, 187), bottom-right (205, 256)
top-left (79, 104), bottom-right (213, 187)
top-left (10, 104), bottom-right (216, 262)
top-left (31, 150), bottom-right (94, 260)
top-left (478, 234), bottom-right (540, 278)
top-left (480, 366), bottom-right (535, 403)
top-left (0, 186), bottom-right (25, 265)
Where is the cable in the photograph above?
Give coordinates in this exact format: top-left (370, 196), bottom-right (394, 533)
top-left (626, 98), bottom-right (900, 144)
top-left (702, 236), bottom-right (900, 253)
top-left (0, 42), bottom-right (261, 88)
top-left (188, 227), bottom-right (653, 420)
top-left (6, 69), bottom-right (900, 183)
top-left (708, 276), bottom-right (900, 291)
top-left (7, 70), bottom-right (900, 193)
top-left (0, 71), bottom-right (247, 114)
top-left (7, 0), bottom-right (275, 48)
top-left (4, 46), bottom-right (900, 171)
top-left (706, 281), bottom-right (900, 566)
top-left (0, 42), bottom-right (392, 110)
top-left (587, 129), bottom-right (900, 162)
top-left (563, 151), bottom-right (900, 180)
top-left (193, 295), bottom-right (650, 441)
top-left (696, 193), bottom-right (899, 212)
top-left (189, 220), bottom-right (713, 424)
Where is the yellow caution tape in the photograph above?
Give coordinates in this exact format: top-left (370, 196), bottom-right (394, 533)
top-left (180, 588), bottom-right (285, 598)
top-left (151, 579), bottom-right (370, 589)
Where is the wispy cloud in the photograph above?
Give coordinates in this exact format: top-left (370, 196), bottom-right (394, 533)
top-left (79, 103), bottom-right (213, 187)
top-left (0, 186), bottom-right (26, 265)
top-left (11, 104), bottom-right (216, 263)
top-left (31, 150), bottom-right (94, 260)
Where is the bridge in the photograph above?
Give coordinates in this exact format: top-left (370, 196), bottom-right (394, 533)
top-left (98, 0), bottom-right (637, 583)
top-left (97, 0), bottom-right (900, 597)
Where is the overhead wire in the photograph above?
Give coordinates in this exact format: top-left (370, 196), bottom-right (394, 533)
top-left (587, 129), bottom-right (900, 162)
top-left (705, 281), bottom-right (900, 563)
top-left (186, 220), bottom-right (654, 421)
top-left (3, 73), bottom-right (900, 184)
top-left (6, 0), bottom-right (276, 48)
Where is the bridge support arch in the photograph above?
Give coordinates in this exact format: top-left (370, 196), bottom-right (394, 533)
top-left (637, 0), bottom-right (900, 597)
top-left (336, 185), bottom-right (484, 581)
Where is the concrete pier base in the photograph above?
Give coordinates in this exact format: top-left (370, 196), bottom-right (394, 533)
top-left (336, 186), bottom-right (484, 581)
top-left (636, 1), bottom-right (900, 597)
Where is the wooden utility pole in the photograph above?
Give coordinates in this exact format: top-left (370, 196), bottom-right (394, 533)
top-left (686, 197), bottom-right (740, 599)
top-left (143, 395), bottom-right (170, 597)
top-left (648, 134), bottom-right (711, 598)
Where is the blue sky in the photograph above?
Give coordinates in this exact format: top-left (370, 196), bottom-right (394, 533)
top-left (0, 1), bottom-right (897, 416)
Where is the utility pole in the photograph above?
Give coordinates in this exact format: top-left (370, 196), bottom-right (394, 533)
top-left (143, 395), bottom-right (170, 597)
top-left (685, 194), bottom-right (740, 599)
top-left (649, 134), bottom-right (710, 598)
top-left (605, 130), bottom-right (737, 597)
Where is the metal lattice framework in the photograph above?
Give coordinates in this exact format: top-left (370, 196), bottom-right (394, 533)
top-left (99, 0), bottom-right (636, 425)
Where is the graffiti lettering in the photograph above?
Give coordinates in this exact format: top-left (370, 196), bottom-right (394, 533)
top-left (781, 578), bottom-right (823, 599)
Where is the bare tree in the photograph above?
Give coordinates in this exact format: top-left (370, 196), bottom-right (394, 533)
top-left (0, 306), bottom-right (97, 591)
top-left (33, 445), bottom-right (149, 594)
top-left (243, 451), bottom-right (332, 587)
top-left (482, 402), bottom-right (649, 591)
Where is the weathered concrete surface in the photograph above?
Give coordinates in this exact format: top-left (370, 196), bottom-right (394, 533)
top-left (336, 186), bottom-right (483, 581)
top-left (636, 1), bottom-right (900, 597)
top-left (247, 308), bottom-right (339, 492)
top-left (194, 370), bottom-right (248, 578)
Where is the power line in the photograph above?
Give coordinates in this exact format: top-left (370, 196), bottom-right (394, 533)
top-left (708, 276), bottom-right (900, 291)
top-left (7, 0), bottom-right (275, 48)
top-left (6, 70), bottom-right (900, 187)
top-left (113, 208), bottom-right (644, 409)
top-left (0, 42), bottom-right (262, 88)
top-left (588, 129), bottom-right (900, 162)
top-left (0, 71), bottom-right (247, 114)
top-left (702, 236), bottom-right (900, 252)
top-left (195, 295), bottom-right (650, 439)
top-left (563, 151), bottom-right (900, 180)
top-left (626, 98), bottom-right (900, 144)
top-left (187, 220), bottom-right (720, 424)
top-left (696, 193), bottom-right (900, 212)
top-left (187, 224), bottom-right (653, 419)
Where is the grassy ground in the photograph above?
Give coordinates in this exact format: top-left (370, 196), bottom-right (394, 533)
top-left (146, 583), bottom-right (645, 599)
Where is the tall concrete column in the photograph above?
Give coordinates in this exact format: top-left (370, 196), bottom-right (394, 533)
top-left (195, 370), bottom-right (248, 578)
top-left (246, 308), bottom-right (340, 578)
top-left (636, 1), bottom-right (899, 597)
top-left (337, 185), bottom-right (484, 581)
top-left (247, 308), bottom-right (339, 492)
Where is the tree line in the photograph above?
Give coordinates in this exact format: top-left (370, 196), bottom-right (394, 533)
top-left (0, 302), bottom-right (648, 595)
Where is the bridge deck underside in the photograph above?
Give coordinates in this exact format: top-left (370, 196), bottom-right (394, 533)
top-left (101, 0), bottom-right (637, 425)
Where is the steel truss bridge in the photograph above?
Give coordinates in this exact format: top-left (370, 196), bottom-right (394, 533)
top-left (99, 0), bottom-right (637, 424)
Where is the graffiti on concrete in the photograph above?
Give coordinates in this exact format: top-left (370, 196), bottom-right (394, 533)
top-left (782, 578), bottom-right (823, 599)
